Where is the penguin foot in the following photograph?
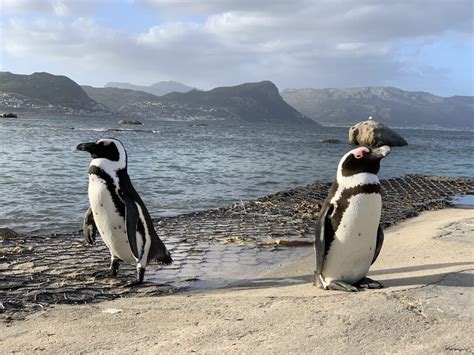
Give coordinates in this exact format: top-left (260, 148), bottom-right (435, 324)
top-left (123, 267), bottom-right (146, 288)
top-left (355, 277), bottom-right (383, 289)
top-left (110, 258), bottom-right (120, 277)
top-left (313, 272), bottom-right (325, 289)
top-left (327, 280), bottom-right (358, 292)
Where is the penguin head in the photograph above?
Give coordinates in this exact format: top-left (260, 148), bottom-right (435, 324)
top-left (76, 138), bottom-right (127, 170)
top-left (338, 146), bottom-right (391, 177)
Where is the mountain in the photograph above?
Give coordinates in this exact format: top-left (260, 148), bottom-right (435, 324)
top-left (0, 71), bottom-right (102, 111)
top-left (105, 81), bottom-right (193, 97)
top-left (281, 87), bottom-right (474, 129)
top-left (158, 81), bottom-right (317, 125)
top-left (89, 80), bottom-right (317, 126)
top-left (82, 85), bottom-right (161, 111)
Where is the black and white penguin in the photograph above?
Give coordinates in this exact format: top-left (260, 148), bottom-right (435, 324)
top-left (77, 138), bottom-right (172, 285)
top-left (314, 145), bottom-right (391, 292)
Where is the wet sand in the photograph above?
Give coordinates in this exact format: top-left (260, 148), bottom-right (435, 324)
top-left (1, 208), bottom-right (473, 353)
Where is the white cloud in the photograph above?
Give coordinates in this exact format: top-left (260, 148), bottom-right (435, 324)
top-left (135, 0), bottom-right (303, 16)
top-left (1, 0), bottom-right (473, 94)
top-left (1, 0), bottom-right (107, 17)
top-left (1, 0), bottom-right (51, 13)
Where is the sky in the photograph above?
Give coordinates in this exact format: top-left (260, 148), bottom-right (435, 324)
top-left (0, 0), bottom-right (473, 96)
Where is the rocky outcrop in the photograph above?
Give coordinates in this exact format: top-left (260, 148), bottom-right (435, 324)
top-left (349, 119), bottom-right (408, 147)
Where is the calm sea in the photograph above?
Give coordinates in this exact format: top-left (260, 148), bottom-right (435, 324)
top-left (0, 115), bottom-right (472, 234)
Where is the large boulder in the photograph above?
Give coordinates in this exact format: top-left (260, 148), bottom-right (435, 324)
top-left (349, 119), bottom-right (408, 147)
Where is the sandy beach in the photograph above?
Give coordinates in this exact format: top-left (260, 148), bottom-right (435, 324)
top-left (1, 208), bottom-right (473, 353)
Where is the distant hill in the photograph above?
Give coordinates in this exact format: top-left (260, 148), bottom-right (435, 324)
top-left (105, 81), bottom-right (193, 97)
top-left (159, 81), bottom-right (317, 126)
top-left (82, 86), bottom-right (161, 111)
top-left (281, 87), bottom-right (474, 129)
top-left (0, 72), bottom-right (102, 111)
top-left (89, 80), bottom-right (317, 126)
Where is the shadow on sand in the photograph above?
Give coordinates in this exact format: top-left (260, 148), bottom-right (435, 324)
top-left (227, 261), bottom-right (474, 291)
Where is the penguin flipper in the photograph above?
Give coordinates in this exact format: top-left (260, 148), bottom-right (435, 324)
top-left (83, 207), bottom-right (98, 245)
top-left (314, 202), bottom-right (334, 287)
top-left (371, 225), bottom-right (384, 265)
top-left (123, 195), bottom-right (140, 259)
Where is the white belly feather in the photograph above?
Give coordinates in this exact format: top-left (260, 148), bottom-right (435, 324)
top-left (88, 175), bottom-right (138, 262)
top-left (322, 193), bottom-right (381, 285)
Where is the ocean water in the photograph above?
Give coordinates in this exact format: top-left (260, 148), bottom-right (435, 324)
top-left (0, 115), bottom-right (473, 234)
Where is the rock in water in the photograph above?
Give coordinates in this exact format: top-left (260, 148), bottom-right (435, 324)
top-left (349, 119), bottom-right (408, 147)
top-left (118, 119), bottom-right (143, 125)
top-left (321, 139), bottom-right (343, 144)
top-left (1, 112), bottom-right (18, 118)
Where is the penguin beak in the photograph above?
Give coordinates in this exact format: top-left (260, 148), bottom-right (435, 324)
top-left (76, 142), bottom-right (96, 154)
top-left (368, 145), bottom-right (391, 159)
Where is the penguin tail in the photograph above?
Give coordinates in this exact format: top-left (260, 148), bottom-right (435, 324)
top-left (149, 234), bottom-right (173, 264)
top-left (158, 249), bottom-right (173, 265)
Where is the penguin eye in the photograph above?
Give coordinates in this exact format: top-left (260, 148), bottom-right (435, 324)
top-left (96, 140), bottom-right (110, 146)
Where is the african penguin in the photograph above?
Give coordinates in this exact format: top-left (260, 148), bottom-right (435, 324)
top-left (77, 138), bottom-right (172, 286)
top-left (314, 145), bottom-right (391, 292)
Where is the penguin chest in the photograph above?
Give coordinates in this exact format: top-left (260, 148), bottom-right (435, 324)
top-left (322, 193), bottom-right (381, 285)
top-left (88, 175), bottom-right (136, 262)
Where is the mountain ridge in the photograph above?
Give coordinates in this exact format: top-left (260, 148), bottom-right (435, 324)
top-left (105, 81), bottom-right (193, 97)
top-left (81, 85), bottom-right (161, 112)
top-left (1, 71), bottom-right (471, 129)
top-left (86, 80), bottom-right (318, 126)
top-left (0, 71), bottom-right (103, 111)
top-left (157, 80), bottom-right (318, 125)
top-left (281, 86), bottom-right (474, 128)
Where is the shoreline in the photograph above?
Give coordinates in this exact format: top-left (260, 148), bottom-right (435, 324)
top-left (1, 208), bottom-right (472, 353)
top-left (1, 174), bottom-right (473, 322)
